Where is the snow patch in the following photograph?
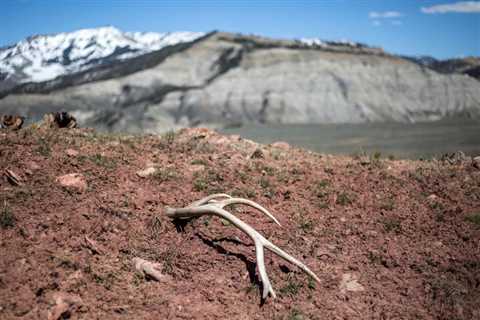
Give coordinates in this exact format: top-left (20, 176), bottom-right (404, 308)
top-left (0, 26), bottom-right (204, 83)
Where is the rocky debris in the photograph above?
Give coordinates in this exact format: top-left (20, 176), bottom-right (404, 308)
top-left (42, 112), bottom-right (77, 129)
top-left (4, 169), bottom-right (23, 186)
top-left (47, 292), bottom-right (82, 320)
top-left (1, 127), bottom-right (480, 319)
top-left (441, 151), bottom-right (470, 165)
top-left (133, 257), bottom-right (171, 282)
top-left (0, 115), bottom-right (24, 130)
top-left (136, 167), bottom-right (157, 178)
top-left (55, 173), bottom-right (87, 193)
top-left (339, 273), bottom-right (365, 294)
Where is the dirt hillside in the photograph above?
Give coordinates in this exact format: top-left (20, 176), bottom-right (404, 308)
top-left (1, 127), bottom-right (479, 319)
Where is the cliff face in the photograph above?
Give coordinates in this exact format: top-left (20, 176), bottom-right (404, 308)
top-left (1, 32), bottom-right (479, 133)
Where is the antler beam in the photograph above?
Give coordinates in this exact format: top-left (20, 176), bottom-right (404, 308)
top-left (165, 194), bottom-right (320, 299)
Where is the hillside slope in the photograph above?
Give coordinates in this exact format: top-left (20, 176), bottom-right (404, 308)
top-left (1, 31), bottom-right (479, 132)
top-left (0, 127), bottom-right (479, 319)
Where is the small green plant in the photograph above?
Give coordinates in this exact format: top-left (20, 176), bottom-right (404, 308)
top-left (162, 130), bottom-right (175, 146)
top-left (317, 179), bottom-right (330, 189)
top-left (36, 137), bottom-right (51, 156)
top-left (193, 178), bottom-right (208, 192)
top-left (148, 216), bottom-right (163, 239)
top-left (245, 282), bottom-right (259, 295)
top-left (161, 247), bottom-right (178, 276)
top-left (379, 198), bottom-right (395, 211)
top-left (336, 192), bottom-right (352, 206)
top-left (191, 159), bottom-right (208, 166)
top-left (465, 213), bottom-right (480, 227)
top-left (231, 188), bottom-right (256, 198)
top-left (192, 169), bottom-right (223, 192)
top-left (382, 217), bottom-right (402, 233)
top-left (259, 177), bottom-right (270, 189)
top-left (367, 251), bottom-right (383, 265)
top-left (279, 276), bottom-right (303, 297)
top-left (52, 253), bottom-right (78, 269)
top-left (90, 153), bottom-right (116, 169)
top-left (93, 271), bottom-right (116, 290)
top-left (276, 170), bottom-right (289, 183)
top-left (299, 216), bottom-right (314, 233)
top-left (287, 309), bottom-right (305, 320)
top-left (153, 168), bottom-right (178, 183)
top-left (0, 201), bottom-right (15, 229)
top-left (132, 271), bottom-right (145, 286)
top-left (262, 165), bottom-right (275, 176)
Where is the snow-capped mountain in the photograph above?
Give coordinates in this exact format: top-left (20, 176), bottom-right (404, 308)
top-left (0, 26), bottom-right (204, 83)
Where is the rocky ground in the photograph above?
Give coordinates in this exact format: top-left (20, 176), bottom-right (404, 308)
top-left (0, 126), bottom-right (479, 319)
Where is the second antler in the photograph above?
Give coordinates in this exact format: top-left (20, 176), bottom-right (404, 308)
top-left (165, 194), bottom-right (320, 299)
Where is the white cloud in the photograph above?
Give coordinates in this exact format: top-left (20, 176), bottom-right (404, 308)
top-left (372, 20), bottom-right (382, 27)
top-left (421, 1), bottom-right (480, 14)
top-left (391, 20), bottom-right (403, 26)
top-left (369, 11), bottom-right (403, 19)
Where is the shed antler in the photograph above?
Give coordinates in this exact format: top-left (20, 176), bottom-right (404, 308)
top-left (165, 194), bottom-right (320, 299)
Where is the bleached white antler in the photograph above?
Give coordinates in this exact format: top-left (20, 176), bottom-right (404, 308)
top-left (165, 194), bottom-right (320, 299)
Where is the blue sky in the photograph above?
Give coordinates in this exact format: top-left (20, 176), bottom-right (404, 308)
top-left (1, 0), bottom-right (479, 59)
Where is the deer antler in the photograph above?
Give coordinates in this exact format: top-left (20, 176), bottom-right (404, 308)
top-left (165, 195), bottom-right (320, 299)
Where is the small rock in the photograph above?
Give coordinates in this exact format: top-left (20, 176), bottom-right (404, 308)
top-left (26, 161), bottom-right (41, 171)
top-left (55, 173), bottom-right (87, 193)
top-left (359, 156), bottom-right (371, 166)
top-left (65, 149), bottom-right (79, 157)
top-left (4, 169), bottom-right (23, 186)
top-left (441, 151), bottom-right (469, 165)
top-left (108, 141), bottom-right (120, 147)
top-left (230, 134), bottom-right (241, 141)
top-left (48, 292), bottom-right (82, 320)
top-left (473, 156), bottom-right (480, 169)
top-left (43, 112), bottom-right (77, 129)
top-left (339, 273), bottom-right (365, 293)
top-left (136, 167), bottom-right (157, 178)
top-left (0, 115), bottom-right (24, 130)
top-left (271, 141), bottom-right (290, 150)
top-left (250, 148), bottom-right (264, 159)
top-left (427, 194), bottom-right (438, 201)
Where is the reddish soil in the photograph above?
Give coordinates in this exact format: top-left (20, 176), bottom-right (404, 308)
top-left (1, 127), bottom-right (479, 320)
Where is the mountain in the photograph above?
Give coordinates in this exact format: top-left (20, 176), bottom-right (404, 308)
top-left (0, 26), bottom-right (204, 88)
top-left (403, 55), bottom-right (480, 80)
top-left (0, 27), bottom-right (479, 133)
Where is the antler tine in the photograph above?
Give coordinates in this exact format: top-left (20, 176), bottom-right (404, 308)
top-left (189, 193), bottom-right (232, 207)
top-left (264, 240), bottom-right (321, 283)
top-left (255, 241), bottom-right (276, 299)
top-left (217, 198), bottom-right (281, 226)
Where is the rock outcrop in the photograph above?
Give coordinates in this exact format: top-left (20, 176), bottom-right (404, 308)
top-left (1, 31), bottom-right (479, 133)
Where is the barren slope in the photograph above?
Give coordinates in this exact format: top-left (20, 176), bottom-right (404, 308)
top-left (0, 127), bottom-right (479, 319)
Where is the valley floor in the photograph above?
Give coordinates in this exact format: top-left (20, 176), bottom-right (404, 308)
top-left (0, 127), bottom-right (479, 319)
